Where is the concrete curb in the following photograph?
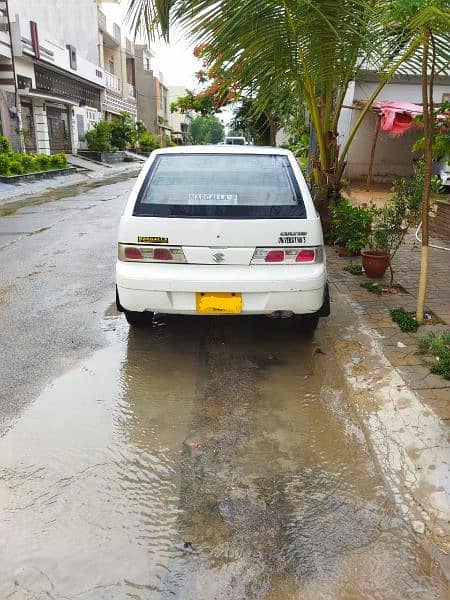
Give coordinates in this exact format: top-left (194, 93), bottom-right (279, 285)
top-left (330, 287), bottom-right (450, 577)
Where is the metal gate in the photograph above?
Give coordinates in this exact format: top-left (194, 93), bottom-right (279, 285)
top-left (46, 104), bottom-right (71, 153)
top-left (20, 102), bottom-right (37, 152)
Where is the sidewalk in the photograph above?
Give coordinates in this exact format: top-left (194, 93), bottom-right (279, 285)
top-left (327, 233), bottom-right (450, 422)
top-left (0, 158), bottom-right (142, 208)
top-left (326, 236), bottom-right (450, 561)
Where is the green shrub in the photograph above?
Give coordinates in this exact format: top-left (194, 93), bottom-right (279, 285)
top-left (32, 154), bottom-right (51, 171)
top-left (85, 120), bottom-right (114, 152)
top-left (50, 153), bottom-right (68, 169)
top-left (8, 160), bottom-right (25, 175)
top-left (20, 154), bottom-right (34, 171)
top-left (390, 307), bottom-right (418, 332)
top-left (417, 331), bottom-right (450, 380)
top-left (0, 135), bottom-right (12, 153)
top-left (139, 132), bottom-right (160, 152)
top-left (360, 281), bottom-right (381, 294)
top-left (110, 111), bottom-right (136, 150)
top-left (344, 262), bottom-right (363, 275)
top-left (0, 154), bottom-right (11, 175)
top-left (0, 149), bottom-right (68, 176)
top-left (330, 199), bottom-right (374, 253)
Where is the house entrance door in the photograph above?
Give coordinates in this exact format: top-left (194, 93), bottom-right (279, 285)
top-left (46, 104), bottom-right (72, 153)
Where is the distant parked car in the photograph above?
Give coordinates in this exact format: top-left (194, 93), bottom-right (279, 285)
top-left (116, 145), bottom-right (329, 329)
top-left (437, 156), bottom-right (450, 191)
top-left (224, 136), bottom-right (246, 145)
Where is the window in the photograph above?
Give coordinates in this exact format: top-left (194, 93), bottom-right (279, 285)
top-left (134, 154), bottom-right (305, 219)
top-left (66, 45), bottom-right (77, 70)
top-left (108, 58), bottom-right (114, 74)
top-left (146, 57), bottom-right (150, 70)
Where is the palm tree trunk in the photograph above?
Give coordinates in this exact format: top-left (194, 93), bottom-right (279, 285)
top-left (416, 30), bottom-right (434, 324)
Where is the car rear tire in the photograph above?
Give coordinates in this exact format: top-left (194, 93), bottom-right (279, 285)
top-left (124, 310), bottom-right (152, 328)
top-left (295, 314), bottom-right (320, 334)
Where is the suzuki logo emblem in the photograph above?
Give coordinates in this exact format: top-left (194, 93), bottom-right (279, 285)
top-left (212, 252), bottom-right (225, 263)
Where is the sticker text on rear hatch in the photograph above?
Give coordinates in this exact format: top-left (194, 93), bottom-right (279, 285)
top-left (138, 236), bottom-right (169, 244)
top-left (278, 232), bottom-right (307, 244)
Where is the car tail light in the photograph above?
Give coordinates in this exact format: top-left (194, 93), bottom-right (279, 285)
top-left (295, 249), bottom-right (316, 262)
top-left (124, 247), bottom-right (144, 260)
top-left (153, 248), bottom-right (173, 261)
top-left (265, 250), bottom-right (285, 262)
top-left (118, 244), bottom-right (186, 263)
top-left (251, 247), bottom-right (323, 264)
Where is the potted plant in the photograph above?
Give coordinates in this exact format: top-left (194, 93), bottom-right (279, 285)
top-left (362, 216), bottom-right (390, 278)
top-left (362, 164), bottom-right (422, 281)
top-left (330, 198), bottom-right (373, 256)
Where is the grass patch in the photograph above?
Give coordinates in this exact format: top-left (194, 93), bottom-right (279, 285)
top-left (417, 331), bottom-right (450, 380)
top-left (344, 262), bottom-right (363, 275)
top-left (390, 307), bottom-right (418, 332)
top-left (360, 281), bottom-right (381, 294)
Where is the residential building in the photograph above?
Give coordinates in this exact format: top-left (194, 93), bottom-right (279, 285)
top-left (156, 74), bottom-right (171, 143)
top-left (338, 70), bottom-right (450, 182)
top-left (134, 44), bottom-right (157, 133)
top-left (3, 0), bottom-right (105, 154)
top-left (97, 3), bottom-right (137, 121)
top-left (0, 0), bottom-right (18, 146)
top-left (168, 85), bottom-right (192, 145)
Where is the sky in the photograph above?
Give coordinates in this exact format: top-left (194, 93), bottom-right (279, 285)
top-left (101, 1), bottom-right (200, 89)
top-left (101, 1), bottom-right (233, 126)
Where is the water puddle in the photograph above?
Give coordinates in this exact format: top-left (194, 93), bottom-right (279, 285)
top-left (0, 171), bottom-right (137, 218)
top-left (0, 316), bottom-right (446, 598)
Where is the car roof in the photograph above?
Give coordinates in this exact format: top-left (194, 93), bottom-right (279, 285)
top-left (152, 145), bottom-right (292, 156)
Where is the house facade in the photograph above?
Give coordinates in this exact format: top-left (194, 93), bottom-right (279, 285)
top-left (97, 3), bottom-right (137, 123)
top-left (2, 0), bottom-right (104, 154)
top-left (168, 85), bottom-right (192, 145)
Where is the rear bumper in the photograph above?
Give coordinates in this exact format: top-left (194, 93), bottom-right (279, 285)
top-left (116, 262), bottom-right (327, 315)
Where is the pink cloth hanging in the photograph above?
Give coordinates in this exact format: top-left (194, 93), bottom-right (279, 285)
top-left (373, 101), bottom-right (423, 136)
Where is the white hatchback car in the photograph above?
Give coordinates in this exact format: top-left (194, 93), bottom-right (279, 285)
top-left (116, 146), bottom-right (329, 329)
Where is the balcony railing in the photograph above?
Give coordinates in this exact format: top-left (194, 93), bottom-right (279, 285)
top-left (97, 8), bottom-right (106, 32)
top-left (127, 83), bottom-right (136, 98)
top-left (104, 70), bottom-right (120, 92)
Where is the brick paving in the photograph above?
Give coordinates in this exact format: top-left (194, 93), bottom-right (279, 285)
top-left (327, 232), bottom-right (450, 423)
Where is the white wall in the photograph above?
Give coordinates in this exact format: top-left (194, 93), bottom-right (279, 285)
top-left (9, 0), bottom-right (101, 82)
top-left (354, 80), bottom-right (450, 105)
top-left (341, 78), bottom-right (450, 181)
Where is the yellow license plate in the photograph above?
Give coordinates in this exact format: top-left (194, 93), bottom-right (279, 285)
top-left (196, 292), bottom-right (242, 314)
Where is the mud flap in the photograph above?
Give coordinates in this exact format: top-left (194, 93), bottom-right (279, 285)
top-left (315, 282), bottom-right (330, 317)
top-left (116, 286), bottom-right (124, 312)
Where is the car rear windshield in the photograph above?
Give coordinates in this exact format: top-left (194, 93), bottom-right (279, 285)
top-left (133, 153), bottom-right (306, 218)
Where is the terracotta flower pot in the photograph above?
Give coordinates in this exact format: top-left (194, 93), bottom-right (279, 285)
top-left (361, 250), bottom-right (390, 278)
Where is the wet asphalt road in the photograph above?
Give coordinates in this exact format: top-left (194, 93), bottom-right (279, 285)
top-left (0, 179), bottom-right (448, 598)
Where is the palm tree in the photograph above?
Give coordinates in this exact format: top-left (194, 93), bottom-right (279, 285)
top-left (125, 1), bottom-right (449, 220)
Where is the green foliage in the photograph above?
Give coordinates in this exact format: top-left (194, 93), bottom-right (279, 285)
top-left (413, 100), bottom-right (450, 160)
top-left (0, 144), bottom-right (67, 176)
top-left (368, 160), bottom-right (423, 265)
top-left (50, 153), bottom-right (68, 169)
top-left (138, 132), bottom-right (160, 152)
top-left (344, 262), bottom-right (363, 275)
top-left (32, 154), bottom-right (52, 171)
top-left (189, 115), bottom-right (224, 145)
top-left (84, 113), bottom-right (141, 151)
top-left (0, 135), bottom-right (12, 153)
top-left (417, 330), bottom-right (450, 380)
top-left (110, 111), bottom-right (137, 150)
top-left (330, 199), bottom-right (374, 253)
top-left (390, 307), bottom-right (419, 332)
top-left (85, 120), bottom-right (114, 152)
top-left (360, 281), bottom-right (381, 295)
